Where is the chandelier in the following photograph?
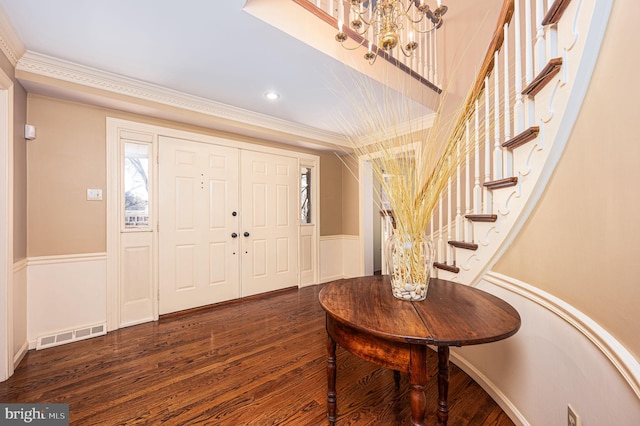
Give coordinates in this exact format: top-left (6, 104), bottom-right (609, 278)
top-left (335, 0), bottom-right (448, 65)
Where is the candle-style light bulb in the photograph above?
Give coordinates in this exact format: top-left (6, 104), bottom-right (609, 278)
top-left (338, 19), bottom-right (343, 32)
top-left (437, 0), bottom-right (442, 6)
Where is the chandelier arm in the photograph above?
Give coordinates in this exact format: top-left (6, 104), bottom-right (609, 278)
top-left (409, 21), bottom-right (438, 34)
top-left (399, 43), bottom-right (413, 58)
top-left (337, 35), bottom-right (368, 51)
top-left (352, 8), bottom-right (374, 28)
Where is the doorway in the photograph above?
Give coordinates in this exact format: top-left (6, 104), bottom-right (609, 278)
top-left (107, 119), bottom-right (319, 328)
top-left (158, 137), bottom-right (298, 314)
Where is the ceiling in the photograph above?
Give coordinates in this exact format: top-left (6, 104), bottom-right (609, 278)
top-left (0, 0), bottom-right (456, 151)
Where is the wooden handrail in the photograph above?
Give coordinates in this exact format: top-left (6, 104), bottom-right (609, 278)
top-left (462, 0), bottom-right (515, 123)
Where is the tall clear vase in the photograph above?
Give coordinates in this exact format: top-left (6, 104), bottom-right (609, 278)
top-left (386, 232), bottom-right (433, 301)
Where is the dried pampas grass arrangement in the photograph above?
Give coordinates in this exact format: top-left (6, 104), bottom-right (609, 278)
top-left (336, 69), bottom-right (475, 299)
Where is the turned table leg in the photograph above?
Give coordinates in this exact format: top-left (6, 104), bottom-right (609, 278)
top-left (393, 370), bottom-right (401, 389)
top-left (326, 333), bottom-right (337, 425)
top-left (437, 346), bottom-right (451, 425)
top-left (409, 345), bottom-right (427, 426)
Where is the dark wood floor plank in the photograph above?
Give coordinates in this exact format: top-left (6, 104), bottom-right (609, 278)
top-left (0, 283), bottom-right (514, 425)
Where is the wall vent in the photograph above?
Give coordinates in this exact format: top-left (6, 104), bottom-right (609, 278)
top-left (36, 323), bottom-right (107, 350)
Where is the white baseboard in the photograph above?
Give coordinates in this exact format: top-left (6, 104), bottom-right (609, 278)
top-left (13, 341), bottom-right (28, 369)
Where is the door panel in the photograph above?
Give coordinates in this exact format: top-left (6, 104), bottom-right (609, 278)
top-left (241, 150), bottom-right (298, 296)
top-left (159, 137), bottom-right (240, 314)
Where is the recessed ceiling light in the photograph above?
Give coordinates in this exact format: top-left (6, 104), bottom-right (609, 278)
top-left (264, 91), bottom-right (280, 101)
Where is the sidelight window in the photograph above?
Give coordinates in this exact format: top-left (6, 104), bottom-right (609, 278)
top-left (301, 167), bottom-right (312, 224)
top-left (123, 142), bottom-right (150, 229)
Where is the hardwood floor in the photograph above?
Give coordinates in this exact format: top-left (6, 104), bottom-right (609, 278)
top-left (0, 284), bottom-right (515, 425)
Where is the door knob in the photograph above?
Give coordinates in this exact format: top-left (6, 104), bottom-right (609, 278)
top-left (231, 232), bottom-right (238, 238)
top-left (232, 211), bottom-right (237, 216)
top-left (243, 232), bottom-right (250, 237)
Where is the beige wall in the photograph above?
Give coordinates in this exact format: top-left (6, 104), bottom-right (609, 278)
top-left (0, 48), bottom-right (28, 262)
top-left (493, 0), bottom-right (640, 359)
top-left (319, 153), bottom-right (343, 236)
top-left (26, 94), bottom-right (334, 256)
top-left (13, 81), bottom-right (27, 261)
top-left (341, 158), bottom-right (359, 236)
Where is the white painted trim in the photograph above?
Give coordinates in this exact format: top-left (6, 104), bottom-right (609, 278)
top-left (12, 258), bottom-right (26, 273)
top-left (27, 252), bottom-right (106, 266)
top-left (13, 341), bottom-right (27, 369)
top-left (17, 51), bottom-right (350, 148)
top-left (0, 7), bottom-right (25, 66)
top-left (0, 65), bottom-right (14, 382)
top-left (485, 271), bottom-right (640, 399)
top-left (320, 234), bottom-right (359, 241)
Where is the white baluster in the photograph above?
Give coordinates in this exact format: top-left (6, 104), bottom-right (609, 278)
top-left (514, 0), bottom-right (525, 134)
top-left (484, 77), bottom-right (492, 214)
top-left (504, 23), bottom-right (513, 178)
top-left (430, 211), bottom-right (435, 251)
top-left (438, 197), bottom-right (444, 263)
top-left (456, 139), bottom-right (462, 242)
top-left (493, 51), bottom-right (503, 181)
top-left (465, 120), bottom-right (472, 241)
top-left (429, 31), bottom-right (434, 83)
top-left (525, 0), bottom-right (535, 127)
top-left (473, 100), bottom-right (482, 215)
top-left (535, 0), bottom-right (547, 74)
top-left (447, 176), bottom-right (453, 265)
top-left (423, 30), bottom-right (429, 79)
top-left (315, 0), bottom-right (321, 8)
top-left (329, 0), bottom-right (334, 18)
top-left (434, 29), bottom-right (439, 86)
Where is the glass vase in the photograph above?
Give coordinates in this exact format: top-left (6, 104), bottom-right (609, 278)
top-left (386, 232), bottom-right (433, 301)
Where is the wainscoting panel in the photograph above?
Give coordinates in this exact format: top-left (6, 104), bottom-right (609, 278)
top-left (450, 272), bottom-right (640, 426)
top-left (319, 235), bottom-right (360, 283)
top-left (26, 253), bottom-right (107, 349)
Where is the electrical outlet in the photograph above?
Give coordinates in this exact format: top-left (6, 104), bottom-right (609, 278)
top-left (568, 405), bottom-right (579, 426)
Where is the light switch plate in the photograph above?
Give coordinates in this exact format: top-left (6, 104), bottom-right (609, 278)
top-left (87, 188), bottom-right (103, 201)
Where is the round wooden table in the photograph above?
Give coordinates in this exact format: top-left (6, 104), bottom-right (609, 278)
top-left (318, 275), bottom-right (521, 425)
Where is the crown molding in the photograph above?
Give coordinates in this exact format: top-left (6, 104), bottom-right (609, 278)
top-left (16, 51), bottom-right (350, 148)
top-left (0, 6), bottom-right (25, 66)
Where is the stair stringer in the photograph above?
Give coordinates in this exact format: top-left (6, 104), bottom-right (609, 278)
top-left (436, 0), bottom-right (613, 287)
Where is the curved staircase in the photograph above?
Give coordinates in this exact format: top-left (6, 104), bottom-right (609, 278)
top-left (427, 0), bottom-right (608, 287)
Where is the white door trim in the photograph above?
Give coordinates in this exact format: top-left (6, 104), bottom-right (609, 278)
top-left (106, 118), bottom-right (319, 331)
top-left (0, 67), bottom-right (14, 381)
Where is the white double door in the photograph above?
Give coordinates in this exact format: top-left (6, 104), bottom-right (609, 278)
top-left (158, 136), bottom-right (298, 315)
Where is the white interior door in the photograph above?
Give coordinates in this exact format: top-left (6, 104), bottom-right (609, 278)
top-left (159, 136), bottom-right (240, 314)
top-left (240, 150), bottom-right (298, 297)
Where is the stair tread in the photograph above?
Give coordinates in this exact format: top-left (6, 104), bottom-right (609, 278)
top-left (448, 241), bottom-right (479, 251)
top-left (503, 126), bottom-right (540, 150)
top-left (522, 57), bottom-right (563, 97)
top-left (433, 262), bottom-right (460, 273)
top-left (465, 214), bottom-right (498, 222)
top-left (483, 177), bottom-right (518, 190)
